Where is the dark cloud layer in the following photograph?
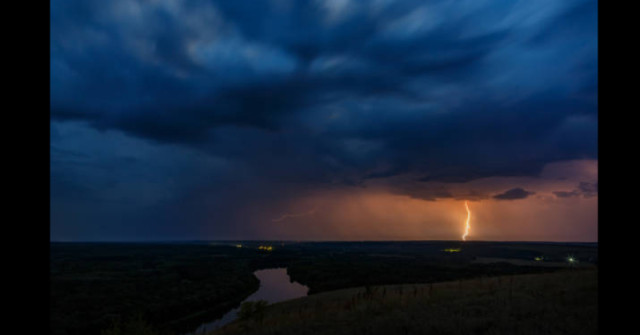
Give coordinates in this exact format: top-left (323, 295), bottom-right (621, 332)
top-left (493, 188), bottom-right (535, 200)
top-left (50, 0), bottom-right (598, 240)
top-left (553, 181), bottom-right (598, 198)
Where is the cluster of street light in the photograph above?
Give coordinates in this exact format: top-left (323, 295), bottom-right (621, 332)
top-left (258, 245), bottom-right (274, 251)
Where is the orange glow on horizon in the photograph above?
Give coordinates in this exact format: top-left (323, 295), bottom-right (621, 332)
top-left (462, 201), bottom-right (471, 241)
top-left (254, 166), bottom-right (597, 241)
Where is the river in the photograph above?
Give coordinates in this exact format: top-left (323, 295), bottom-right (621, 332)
top-left (185, 268), bottom-right (309, 334)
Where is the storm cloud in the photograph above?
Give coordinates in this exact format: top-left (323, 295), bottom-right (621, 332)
top-left (50, 0), bottom-right (598, 241)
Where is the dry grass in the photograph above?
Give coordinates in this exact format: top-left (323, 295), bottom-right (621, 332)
top-left (209, 268), bottom-right (597, 335)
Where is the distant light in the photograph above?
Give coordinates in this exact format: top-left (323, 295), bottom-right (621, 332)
top-left (534, 256), bottom-right (544, 261)
top-left (567, 256), bottom-right (577, 264)
top-left (236, 244), bottom-right (243, 248)
top-left (443, 248), bottom-right (461, 253)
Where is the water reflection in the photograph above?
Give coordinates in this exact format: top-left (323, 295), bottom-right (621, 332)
top-left (186, 268), bottom-right (308, 334)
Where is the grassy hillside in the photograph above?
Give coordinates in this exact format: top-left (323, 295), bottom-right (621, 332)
top-left (211, 268), bottom-right (597, 335)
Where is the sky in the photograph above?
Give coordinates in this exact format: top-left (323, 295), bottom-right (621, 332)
top-left (50, 0), bottom-right (598, 242)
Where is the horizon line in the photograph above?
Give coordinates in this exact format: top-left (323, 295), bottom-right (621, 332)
top-left (50, 239), bottom-right (598, 244)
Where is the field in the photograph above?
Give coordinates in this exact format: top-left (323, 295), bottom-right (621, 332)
top-left (212, 269), bottom-right (597, 335)
top-left (50, 241), bottom-right (597, 335)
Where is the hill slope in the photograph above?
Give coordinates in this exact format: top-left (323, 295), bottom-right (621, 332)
top-left (210, 269), bottom-right (597, 335)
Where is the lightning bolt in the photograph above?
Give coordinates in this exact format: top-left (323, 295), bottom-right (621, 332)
top-left (271, 207), bottom-right (318, 222)
top-left (462, 201), bottom-right (471, 241)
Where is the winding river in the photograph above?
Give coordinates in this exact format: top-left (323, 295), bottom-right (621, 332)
top-left (186, 268), bottom-right (309, 334)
